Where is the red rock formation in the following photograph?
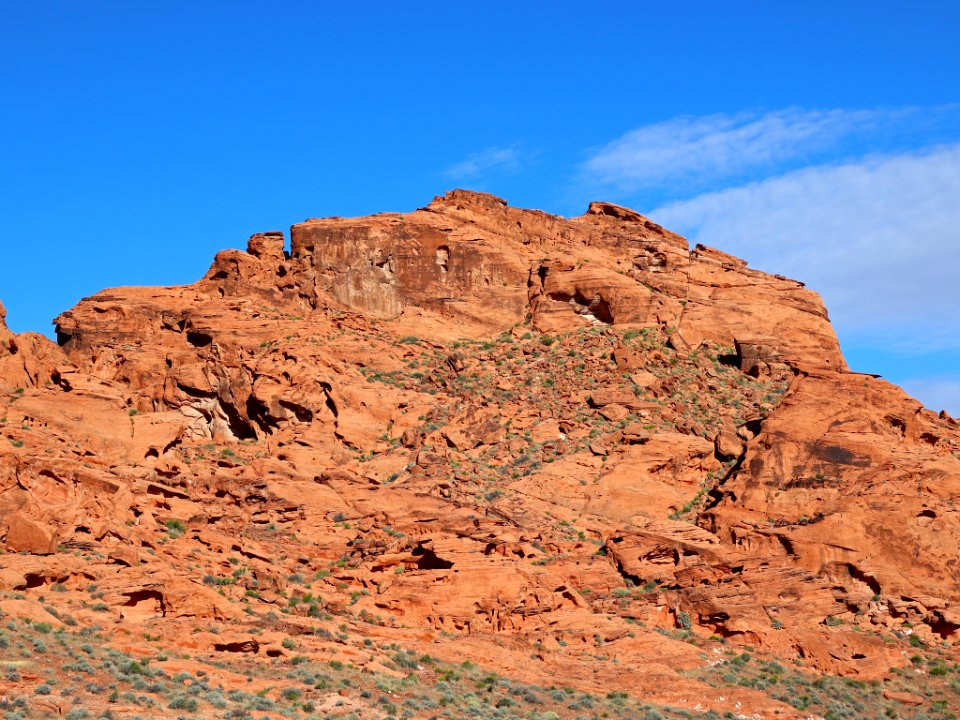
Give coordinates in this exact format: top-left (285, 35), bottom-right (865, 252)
top-left (0, 191), bottom-right (957, 718)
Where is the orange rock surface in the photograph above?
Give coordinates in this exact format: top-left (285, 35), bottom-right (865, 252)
top-left (1, 190), bottom-right (958, 718)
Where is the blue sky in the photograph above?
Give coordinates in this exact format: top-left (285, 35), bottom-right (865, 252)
top-left (2, 2), bottom-right (958, 413)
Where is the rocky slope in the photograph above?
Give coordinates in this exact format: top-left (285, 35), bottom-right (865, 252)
top-left (1, 190), bottom-right (958, 719)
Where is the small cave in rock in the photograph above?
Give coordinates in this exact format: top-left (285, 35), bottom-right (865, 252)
top-left (108, 553), bottom-right (134, 568)
top-left (412, 545), bottom-right (454, 570)
top-left (776, 535), bottom-right (796, 556)
top-left (160, 317), bottom-right (187, 333)
top-left (717, 351), bottom-right (740, 368)
top-left (246, 395), bottom-right (280, 434)
top-left (549, 290), bottom-right (614, 324)
top-left (703, 611), bottom-right (731, 626)
top-left (372, 252), bottom-right (393, 271)
top-left (219, 399), bottom-right (258, 441)
top-left (186, 330), bottom-right (213, 348)
top-left (122, 590), bottom-right (165, 618)
top-left (930, 617), bottom-right (960, 639)
top-left (846, 563), bottom-right (882, 596)
top-left (919, 431), bottom-right (941, 446)
top-left (631, 250), bottom-right (669, 273)
top-left (52, 370), bottom-right (72, 391)
top-left (55, 327), bottom-right (73, 347)
top-left (278, 399), bottom-right (313, 423)
top-left (885, 415), bottom-right (907, 435)
top-left (214, 640), bottom-right (260, 653)
top-left (18, 573), bottom-right (47, 590)
top-left (435, 246), bottom-right (450, 277)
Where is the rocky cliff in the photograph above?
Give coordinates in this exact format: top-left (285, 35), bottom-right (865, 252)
top-left (1, 191), bottom-right (958, 719)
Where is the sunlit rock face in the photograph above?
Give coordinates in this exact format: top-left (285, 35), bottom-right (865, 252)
top-left (0, 190), bottom-right (957, 718)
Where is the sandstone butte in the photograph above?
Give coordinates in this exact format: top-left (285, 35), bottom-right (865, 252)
top-left (0, 189), bottom-right (958, 720)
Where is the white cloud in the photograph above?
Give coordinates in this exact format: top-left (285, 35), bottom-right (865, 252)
top-left (443, 146), bottom-right (521, 180)
top-left (650, 144), bottom-right (960, 350)
top-left (581, 107), bottom-right (921, 193)
top-left (900, 376), bottom-right (960, 417)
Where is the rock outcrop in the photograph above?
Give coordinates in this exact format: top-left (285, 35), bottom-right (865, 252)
top-left (0, 190), bottom-right (957, 719)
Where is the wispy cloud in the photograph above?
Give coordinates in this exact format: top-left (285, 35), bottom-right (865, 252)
top-left (443, 146), bottom-right (522, 180)
top-left (649, 144), bottom-right (960, 352)
top-left (580, 106), bottom-right (957, 198)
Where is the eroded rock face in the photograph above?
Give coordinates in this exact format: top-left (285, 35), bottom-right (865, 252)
top-left (288, 191), bottom-right (846, 373)
top-left (0, 191), bottom-right (957, 718)
top-left (703, 371), bottom-right (960, 643)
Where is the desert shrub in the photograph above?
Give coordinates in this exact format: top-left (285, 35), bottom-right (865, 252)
top-left (167, 695), bottom-right (198, 711)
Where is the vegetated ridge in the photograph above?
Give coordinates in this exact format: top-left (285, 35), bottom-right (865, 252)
top-left (1, 190), bottom-right (959, 719)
